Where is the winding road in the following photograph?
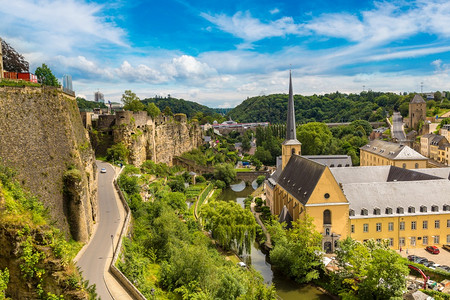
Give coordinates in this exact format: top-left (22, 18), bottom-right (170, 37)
top-left (76, 162), bottom-right (121, 300)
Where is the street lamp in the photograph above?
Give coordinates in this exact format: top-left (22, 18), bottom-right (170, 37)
top-left (111, 234), bottom-right (115, 257)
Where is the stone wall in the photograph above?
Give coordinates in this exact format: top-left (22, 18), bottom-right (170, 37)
top-left (0, 86), bottom-right (97, 242)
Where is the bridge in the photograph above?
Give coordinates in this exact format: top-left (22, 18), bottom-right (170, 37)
top-left (173, 156), bottom-right (269, 183)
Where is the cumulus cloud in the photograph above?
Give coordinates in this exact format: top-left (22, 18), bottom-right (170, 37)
top-left (163, 55), bottom-right (217, 79)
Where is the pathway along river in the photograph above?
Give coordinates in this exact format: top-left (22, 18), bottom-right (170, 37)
top-left (218, 181), bottom-right (332, 300)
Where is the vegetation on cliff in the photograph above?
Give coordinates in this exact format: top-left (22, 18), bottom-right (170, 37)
top-left (142, 96), bottom-right (215, 119)
top-left (0, 164), bottom-right (96, 299)
top-left (117, 162), bottom-right (275, 299)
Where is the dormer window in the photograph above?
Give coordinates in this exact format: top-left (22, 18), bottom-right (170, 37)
top-left (431, 205), bottom-right (439, 212)
top-left (373, 208), bottom-right (381, 215)
top-left (361, 208), bottom-right (368, 216)
top-left (397, 207), bottom-right (404, 214)
top-left (349, 209), bottom-right (355, 216)
top-left (420, 206), bottom-right (427, 213)
top-left (444, 205), bottom-right (450, 211)
top-left (408, 206), bottom-right (415, 213)
top-left (385, 207), bottom-right (393, 215)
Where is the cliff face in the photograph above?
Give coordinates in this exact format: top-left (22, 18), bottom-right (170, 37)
top-left (0, 86), bottom-right (97, 242)
top-left (99, 111), bottom-right (203, 166)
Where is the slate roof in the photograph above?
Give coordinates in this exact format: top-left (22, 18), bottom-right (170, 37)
top-left (386, 166), bottom-right (443, 181)
top-left (410, 94), bottom-right (425, 104)
top-left (303, 155), bottom-right (352, 167)
top-left (360, 140), bottom-right (427, 160)
top-left (278, 205), bottom-right (293, 228)
top-left (277, 155), bottom-right (326, 205)
top-left (431, 135), bottom-right (446, 145)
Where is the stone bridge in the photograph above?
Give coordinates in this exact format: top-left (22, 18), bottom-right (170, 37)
top-left (173, 157), bottom-right (270, 183)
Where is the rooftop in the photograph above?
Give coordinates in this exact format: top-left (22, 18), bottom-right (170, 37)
top-left (361, 140), bottom-right (427, 160)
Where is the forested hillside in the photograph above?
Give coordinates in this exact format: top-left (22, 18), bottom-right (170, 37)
top-left (228, 91), bottom-right (411, 123)
top-left (142, 96), bottom-right (214, 118)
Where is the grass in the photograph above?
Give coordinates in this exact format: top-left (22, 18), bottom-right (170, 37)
top-left (235, 168), bottom-right (254, 172)
top-left (0, 79), bottom-right (41, 87)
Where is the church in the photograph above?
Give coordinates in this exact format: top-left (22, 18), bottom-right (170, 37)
top-left (266, 73), bottom-right (450, 253)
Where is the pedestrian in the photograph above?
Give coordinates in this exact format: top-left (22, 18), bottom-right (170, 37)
top-left (406, 249), bottom-right (408, 255)
top-left (400, 247), bottom-right (402, 253)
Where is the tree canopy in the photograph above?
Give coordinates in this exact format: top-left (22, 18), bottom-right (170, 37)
top-left (297, 122), bottom-right (332, 155)
top-left (1, 39), bottom-right (29, 72)
top-left (34, 64), bottom-right (60, 87)
top-left (122, 90), bottom-right (145, 112)
top-left (213, 163), bottom-right (236, 186)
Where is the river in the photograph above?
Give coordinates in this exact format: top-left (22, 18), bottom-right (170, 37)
top-left (218, 181), bottom-right (333, 300)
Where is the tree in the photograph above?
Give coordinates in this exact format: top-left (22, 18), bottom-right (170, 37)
top-left (106, 142), bottom-right (129, 163)
top-left (268, 214), bottom-right (323, 283)
top-left (163, 106), bottom-right (173, 116)
top-left (1, 39), bottom-right (29, 72)
top-left (256, 175), bottom-right (266, 186)
top-left (146, 102), bottom-right (161, 118)
top-left (241, 134), bottom-right (251, 152)
top-left (34, 63), bottom-right (60, 87)
top-left (297, 122), bottom-right (332, 155)
top-left (162, 192), bottom-right (187, 212)
top-left (335, 238), bottom-right (409, 299)
top-left (213, 163), bottom-right (236, 186)
top-left (399, 102), bottom-right (409, 118)
top-left (122, 90), bottom-right (145, 112)
top-left (254, 147), bottom-right (272, 165)
top-left (201, 200), bottom-right (257, 254)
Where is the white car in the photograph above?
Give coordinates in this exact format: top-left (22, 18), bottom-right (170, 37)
top-left (237, 262), bottom-right (247, 268)
top-left (100, 168), bottom-right (107, 173)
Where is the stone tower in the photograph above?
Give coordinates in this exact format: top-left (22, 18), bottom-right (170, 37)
top-left (409, 94), bottom-right (426, 130)
top-left (281, 71), bottom-right (301, 170)
top-left (0, 37), bottom-right (3, 79)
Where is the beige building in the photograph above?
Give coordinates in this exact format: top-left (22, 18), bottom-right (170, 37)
top-left (409, 94), bottom-right (426, 130)
top-left (421, 133), bottom-right (436, 157)
top-left (360, 140), bottom-right (428, 169)
top-left (429, 135), bottom-right (448, 161)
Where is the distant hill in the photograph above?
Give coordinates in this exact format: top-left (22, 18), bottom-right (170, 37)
top-left (142, 97), bottom-right (214, 118)
top-left (227, 92), bottom-right (408, 124)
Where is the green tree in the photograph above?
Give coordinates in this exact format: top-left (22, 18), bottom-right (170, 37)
top-left (399, 102), bottom-right (409, 117)
top-left (268, 214), bottom-right (323, 283)
top-left (122, 90), bottom-right (145, 112)
top-left (213, 163), bottom-right (236, 186)
top-left (163, 106), bottom-right (174, 116)
top-left (201, 200), bottom-right (257, 254)
top-left (35, 63), bottom-right (60, 87)
top-left (297, 122), bottom-right (332, 155)
top-left (254, 147), bottom-right (272, 165)
top-left (241, 134), bottom-right (251, 152)
top-left (335, 238), bottom-right (408, 299)
top-left (106, 142), bottom-right (129, 163)
top-left (146, 102), bottom-right (161, 118)
top-left (256, 175), bottom-right (266, 186)
top-left (0, 268), bottom-right (9, 300)
top-left (163, 192), bottom-right (187, 212)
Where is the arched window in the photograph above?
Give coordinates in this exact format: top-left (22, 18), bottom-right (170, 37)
top-left (292, 148), bottom-right (295, 155)
top-left (385, 207), bottom-right (393, 215)
top-left (431, 205), bottom-right (439, 212)
top-left (361, 208), bottom-right (368, 216)
top-left (408, 206), bottom-right (415, 213)
top-left (325, 228), bottom-right (330, 236)
top-left (397, 207), bottom-right (404, 214)
top-left (402, 163), bottom-right (406, 169)
top-left (444, 205), bottom-right (450, 211)
top-left (323, 209), bottom-right (331, 225)
top-left (373, 208), bottom-right (381, 215)
top-left (420, 206), bottom-right (427, 213)
top-left (415, 163), bottom-right (419, 169)
top-left (349, 209), bottom-right (355, 216)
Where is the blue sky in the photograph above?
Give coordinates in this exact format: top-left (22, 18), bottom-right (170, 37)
top-left (1, 0), bottom-right (450, 107)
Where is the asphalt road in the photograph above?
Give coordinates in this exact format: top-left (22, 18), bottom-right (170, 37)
top-left (392, 112), bottom-right (407, 141)
top-left (77, 161), bottom-right (121, 300)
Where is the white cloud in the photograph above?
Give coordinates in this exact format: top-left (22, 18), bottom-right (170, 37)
top-left (270, 8), bottom-right (280, 15)
top-left (163, 55), bottom-right (217, 79)
top-left (200, 11), bottom-right (302, 43)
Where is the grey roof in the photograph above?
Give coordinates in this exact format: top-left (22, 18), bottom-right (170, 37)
top-left (422, 133), bottom-right (436, 139)
top-left (413, 167), bottom-right (450, 179)
top-left (411, 94), bottom-right (425, 104)
top-left (278, 205), bottom-right (293, 228)
top-left (386, 166), bottom-right (443, 181)
top-left (283, 71), bottom-right (301, 146)
top-left (361, 140), bottom-right (427, 160)
top-left (304, 155), bottom-right (352, 167)
top-left (277, 155), bottom-right (326, 205)
top-left (431, 135), bottom-right (446, 145)
top-left (344, 180), bottom-right (450, 218)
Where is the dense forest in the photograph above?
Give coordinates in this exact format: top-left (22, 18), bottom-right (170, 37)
top-left (142, 96), bottom-right (215, 119)
top-left (227, 91), bottom-right (417, 124)
top-left (76, 97), bottom-right (107, 110)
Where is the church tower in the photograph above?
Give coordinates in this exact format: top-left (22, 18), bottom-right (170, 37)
top-left (281, 72), bottom-right (301, 170)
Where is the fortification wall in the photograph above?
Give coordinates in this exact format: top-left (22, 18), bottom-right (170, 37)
top-left (0, 86), bottom-right (97, 242)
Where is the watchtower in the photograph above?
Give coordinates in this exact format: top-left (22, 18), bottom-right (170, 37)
top-left (409, 94), bottom-right (426, 130)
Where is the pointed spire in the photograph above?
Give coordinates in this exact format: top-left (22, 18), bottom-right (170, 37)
top-left (286, 70), bottom-right (296, 140)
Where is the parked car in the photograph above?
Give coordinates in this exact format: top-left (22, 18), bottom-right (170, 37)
top-left (100, 168), bottom-right (107, 173)
top-left (407, 255), bottom-right (418, 261)
top-left (423, 261), bottom-right (435, 268)
top-left (426, 246), bottom-right (440, 254)
top-left (237, 262), bottom-right (247, 268)
top-left (443, 244), bottom-right (450, 252)
top-left (414, 257), bottom-right (428, 264)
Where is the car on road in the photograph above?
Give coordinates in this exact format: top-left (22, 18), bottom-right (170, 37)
top-left (407, 255), bottom-right (418, 261)
top-left (100, 168), bottom-right (107, 173)
top-left (443, 244), bottom-right (450, 252)
top-left (425, 246), bottom-right (440, 254)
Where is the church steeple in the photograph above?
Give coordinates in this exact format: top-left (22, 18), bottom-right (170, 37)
top-left (281, 71), bottom-right (301, 170)
top-left (286, 71), bottom-right (296, 140)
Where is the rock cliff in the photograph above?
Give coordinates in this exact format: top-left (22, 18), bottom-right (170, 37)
top-left (0, 86), bottom-right (97, 242)
top-left (95, 111), bottom-right (203, 166)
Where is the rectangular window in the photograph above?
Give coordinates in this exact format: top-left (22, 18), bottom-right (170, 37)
top-left (363, 224), bottom-right (369, 232)
top-left (400, 222), bottom-right (405, 230)
top-left (399, 237), bottom-right (405, 246)
top-left (351, 224), bottom-right (355, 233)
top-left (434, 235), bottom-right (440, 244)
top-left (423, 236), bottom-right (428, 245)
top-left (411, 221), bottom-right (416, 230)
top-left (447, 234), bottom-right (450, 244)
top-left (435, 220), bottom-right (440, 229)
top-left (389, 238), bottom-right (394, 246)
top-left (388, 222), bottom-right (394, 231)
top-left (376, 223), bottom-right (382, 232)
top-left (410, 237), bottom-right (416, 246)
top-left (423, 221), bottom-right (428, 229)
top-left (447, 219), bottom-right (450, 228)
